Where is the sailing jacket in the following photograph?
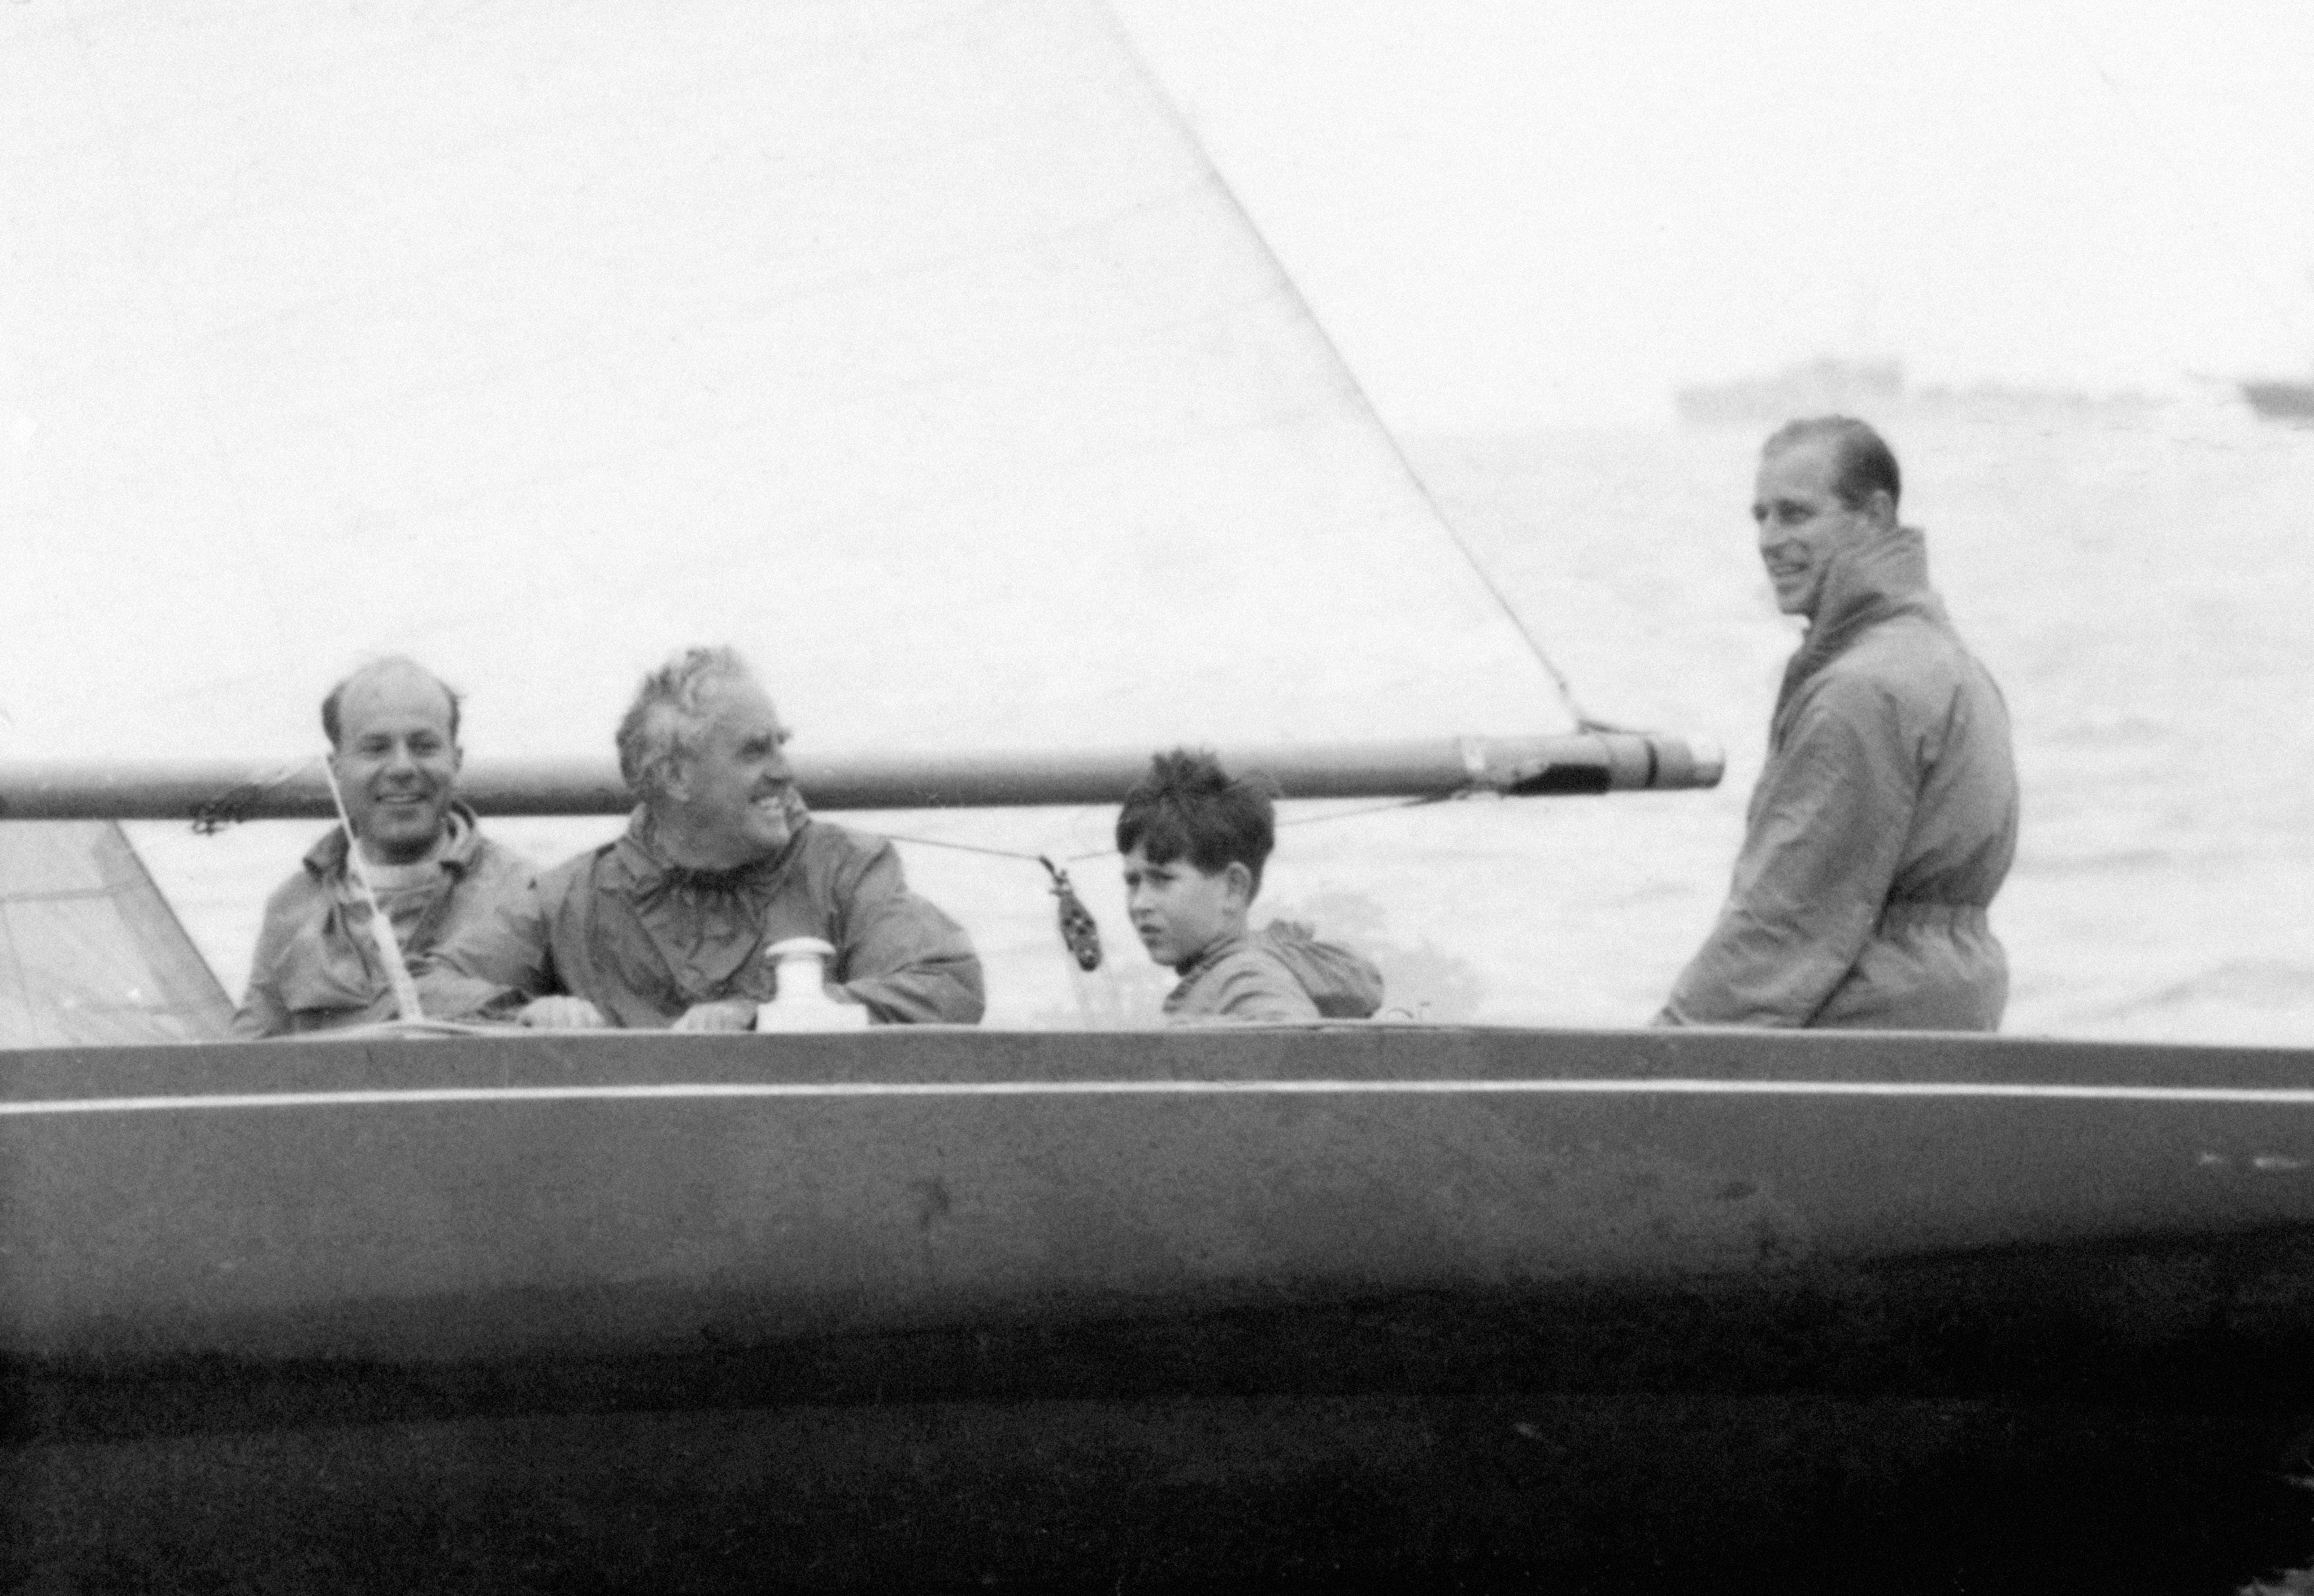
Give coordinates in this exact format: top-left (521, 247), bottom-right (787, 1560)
top-left (229, 806), bottom-right (533, 1038)
top-left (1159, 924), bottom-right (1383, 1024)
top-left (1162, 932), bottom-right (1321, 1024)
top-left (432, 809), bottom-right (985, 1027)
top-left (1659, 523), bottom-right (2018, 1030)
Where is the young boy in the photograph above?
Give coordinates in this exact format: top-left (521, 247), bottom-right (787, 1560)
top-left (1117, 749), bottom-right (1382, 1024)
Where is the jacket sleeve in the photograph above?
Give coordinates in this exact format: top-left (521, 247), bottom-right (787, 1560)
top-left (1659, 676), bottom-right (1916, 1027)
top-left (829, 841), bottom-right (986, 1024)
top-left (228, 879), bottom-right (306, 1040)
top-left (229, 953), bottom-right (291, 1040)
top-left (423, 875), bottom-right (558, 1016)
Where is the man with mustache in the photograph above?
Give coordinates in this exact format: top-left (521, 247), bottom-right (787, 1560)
top-left (231, 656), bottom-right (533, 1037)
top-left (1658, 417), bottom-right (2019, 1030)
top-left (436, 645), bottom-right (984, 1029)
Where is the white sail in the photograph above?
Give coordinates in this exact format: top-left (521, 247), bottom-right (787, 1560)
top-left (0, 822), bottom-right (231, 1045)
top-left (2, 0), bottom-right (1591, 1025)
top-left (1, 0), bottom-right (1560, 762)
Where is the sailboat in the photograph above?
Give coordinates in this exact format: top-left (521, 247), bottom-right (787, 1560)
top-left (6, 2), bottom-right (2314, 1589)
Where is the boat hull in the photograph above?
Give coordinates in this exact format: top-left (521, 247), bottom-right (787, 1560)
top-left (8, 1025), bottom-right (2314, 1589)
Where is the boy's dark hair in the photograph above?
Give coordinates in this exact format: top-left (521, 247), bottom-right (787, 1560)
top-left (1115, 749), bottom-right (1278, 893)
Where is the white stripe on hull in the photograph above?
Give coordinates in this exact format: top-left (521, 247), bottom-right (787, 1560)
top-left (8, 1079), bottom-right (2314, 1116)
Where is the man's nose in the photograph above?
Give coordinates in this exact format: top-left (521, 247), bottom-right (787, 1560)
top-left (384, 738), bottom-right (419, 773)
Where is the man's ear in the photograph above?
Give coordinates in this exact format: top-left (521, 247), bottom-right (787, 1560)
top-left (1862, 487), bottom-right (1898, 532)
top-left (1223, 860), bottom-right (1255, 909)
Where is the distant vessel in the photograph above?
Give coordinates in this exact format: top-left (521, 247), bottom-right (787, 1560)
top-left (2242, 378), bottom-right (2314, 424)
top-left (1677, 358), bottom-right (2163, 427)
top-left (1674, 356), bottom-right (1906, 425)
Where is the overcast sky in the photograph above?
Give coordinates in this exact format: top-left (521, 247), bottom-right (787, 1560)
top-left (1112, 1), bottom-right (2314, 431)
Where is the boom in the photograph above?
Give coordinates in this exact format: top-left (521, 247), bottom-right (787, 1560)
top-left (0, 733), bottom-right (1721, 822)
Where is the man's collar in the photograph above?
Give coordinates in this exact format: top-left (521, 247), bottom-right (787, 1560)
top-left (305, 802), bottom-right (484, 880)
top-left (608, 806), bottom-right (809, 897)
top-left (1805, 523), bottom-right (1939, 637)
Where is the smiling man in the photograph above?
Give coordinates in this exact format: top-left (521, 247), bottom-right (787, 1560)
top-left (433, 646), bottom-right (984, 1029)
top-left (1658, 417), bottom-right (2019, 1031)
top-left (230, 656), bottom-right (533, 1037)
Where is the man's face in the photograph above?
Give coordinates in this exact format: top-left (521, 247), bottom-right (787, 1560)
top-left (1121, 843), bottom-right (1243, 971)
top-left (666, 677), bottom-right (800, 863)
top-left (1752, 437), bottom-right (1879, 617)
top-left (330, 667), bottom-right (462, 865)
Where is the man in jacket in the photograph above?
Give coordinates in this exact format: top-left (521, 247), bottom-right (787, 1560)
top-left (231, 657), bottom-right (533, 1037)
top-left (433, 646), bottom-right (984, 1029)
top-left (1658, 417), bottom-right (2018, 1030)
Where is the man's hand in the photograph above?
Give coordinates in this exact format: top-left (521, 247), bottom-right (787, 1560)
top-left (671, 999), bottom-right (756, 1033)
top-left (517, 996), bottom-right (610, 1030)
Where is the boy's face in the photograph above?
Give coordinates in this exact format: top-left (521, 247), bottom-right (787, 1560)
top-left (1121, 843), bottom-right (1250, 971)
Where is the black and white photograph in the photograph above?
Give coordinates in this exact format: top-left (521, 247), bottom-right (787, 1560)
top-left (3, 2), bottom-right (2311, 1589)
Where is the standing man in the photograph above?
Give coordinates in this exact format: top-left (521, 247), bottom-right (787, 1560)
top-left (232, 656), bottom-right (533, 1037)
top-left (1659, 417), bottom-right (2018, 1030)
top-left (433, 646), bottom-right (984, 1029)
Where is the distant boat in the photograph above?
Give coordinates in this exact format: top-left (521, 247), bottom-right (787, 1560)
top-left (1674, 356), bottom-right (1907, 426)
top-left (1677, 358), bottom-right (2163, 428)
top-left (2242, 378), bottom-right (2314, 424)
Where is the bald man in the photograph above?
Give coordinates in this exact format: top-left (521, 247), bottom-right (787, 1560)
top-left (230, 657), bottom-right (534, 1037)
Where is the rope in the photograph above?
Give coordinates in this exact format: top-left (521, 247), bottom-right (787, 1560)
top-left (863, 792), bottom-right (1452, 977)
top-left (868, 792), bottom-right (1457, 870)
top-left (319, 759), bottom-right (426, 1024)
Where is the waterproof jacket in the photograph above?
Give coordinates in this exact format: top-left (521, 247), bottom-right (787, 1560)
top-left (433, 810), bottom-right (984, 1027)
top-left (1661, 523), bottom-right (2017, 1030)
top-left (1258, 921), bottom-right (1385, 1018)
top-left (1162, 932), bottom-right (1321, 1024)
top-left (230, 806), bottom-right (534, 1038)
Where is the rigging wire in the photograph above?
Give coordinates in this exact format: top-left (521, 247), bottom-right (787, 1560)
top-left (1397, 476), bottom-right (1627, 732)
top-left (1099, 7), bottom-right (1618, 737)
top-left (868, 792), bottom-right (1454, 869)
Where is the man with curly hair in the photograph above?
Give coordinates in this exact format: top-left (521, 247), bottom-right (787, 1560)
top-left (434, 646), bottom-right (984, 1029)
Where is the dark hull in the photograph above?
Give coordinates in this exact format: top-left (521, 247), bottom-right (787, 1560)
top-left (8, 1025), bottom-right (2314, 1590)
top-left (2244, 381), bottom-right (2314, 422)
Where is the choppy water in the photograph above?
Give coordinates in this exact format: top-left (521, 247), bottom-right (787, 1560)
top-left (133, 400), bottom-right (2314, 1044)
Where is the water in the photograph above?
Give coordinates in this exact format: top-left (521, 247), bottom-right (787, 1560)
top-left (128, 399), bottom-right (2314, 1045)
